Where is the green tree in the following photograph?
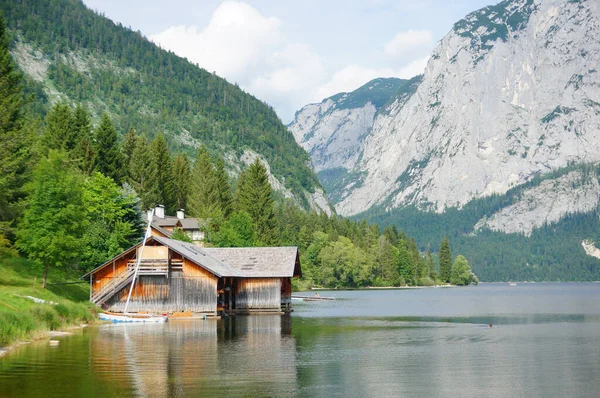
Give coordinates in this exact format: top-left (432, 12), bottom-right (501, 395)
top-left (450, 255), bottom-right (477, 286)
top-left (129, 137), bottom-right (159, 210)
top-left (150, 133), bottom-right (176, 213)
top-left (173, 153), bottom-right (191, 211)
top-left (70, 104), bottom-right (95, 174)
top-left (214, 155), bottom-right (233, 218)
top-left (0, 14), bottom-right (32, 242)
top-left (121, 127), bottom-right (138, 178)
top-left (376, 235), bottom-right (399, 285)
top-left (43, 102), bottom-right (72, 151)
top-left (171, 227), bottom-right (193, 243)
top-left (439, 236), bottom-right (452, 283)
top-left (187, 145), bottom-right (219, 219)
top-left (80, 172), bottom-right (142, 271)
top-left (426, 246), bottom-right (438, 280)
top-left (16, 151), bottom-right (87, 288)
top-left (93, 113), bottom-right (123, 183)
top-left (234, 158), bottom-right (276, 244)
top-left (212, 211), bottom-right (256, 248)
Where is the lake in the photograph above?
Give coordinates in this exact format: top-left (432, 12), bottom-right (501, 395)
top-left (1, 283), bottom-right (600, 397)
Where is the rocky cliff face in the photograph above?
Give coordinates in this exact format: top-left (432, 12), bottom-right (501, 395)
top-left (293, 0), bottom-right (600, 234)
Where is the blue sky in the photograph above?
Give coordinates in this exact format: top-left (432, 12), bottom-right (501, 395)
top-left (82, 0), bottom-right (494, 122)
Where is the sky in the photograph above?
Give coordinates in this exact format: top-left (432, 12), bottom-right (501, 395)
top-left (82, 0), bottom-right (493, 123)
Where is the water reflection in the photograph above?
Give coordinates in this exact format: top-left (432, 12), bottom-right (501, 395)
top-left (90, 315), bottom-right (297, 397)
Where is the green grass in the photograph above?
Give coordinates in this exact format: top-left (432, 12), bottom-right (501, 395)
top-left (0, 256), bottom-right (98, 347)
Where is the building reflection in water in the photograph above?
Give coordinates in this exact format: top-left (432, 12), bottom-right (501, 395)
top-left (91, 315), bottom-right (297, 396)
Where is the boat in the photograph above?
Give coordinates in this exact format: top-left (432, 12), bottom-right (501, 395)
top-left (508, 282), bottom-right (517, 286)
top-left (98, 210), bottom-right (168, 324)
top-left (291, 295), bottom-right (336, 301)
top-left (99, 312), bottom-right (167, 323)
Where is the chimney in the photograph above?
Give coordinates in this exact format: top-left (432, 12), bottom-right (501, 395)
top-left (177, 209), bottom-right (185, 220)
top-left (155, 205), bottom-right (165, 219)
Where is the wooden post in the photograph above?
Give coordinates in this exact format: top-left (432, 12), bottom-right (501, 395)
top-left (89, 275), bottom-right (93, 301)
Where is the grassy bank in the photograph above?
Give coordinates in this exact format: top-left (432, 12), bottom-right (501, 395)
top-left (0, 256), bottom-right (98, 349)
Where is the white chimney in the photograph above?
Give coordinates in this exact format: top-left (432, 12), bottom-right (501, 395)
top-left (147, 210), bottom-right (153, 222)
top-left (155, 205), bottom-right (165, 219)
top-left (177, 209), bottom-right (185, 220)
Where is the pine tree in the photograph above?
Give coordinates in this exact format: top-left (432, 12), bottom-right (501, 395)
top-left (150, 133), bottom-right (176, 213)
top-left (93, 113), bottom-right (123, 183)
top-left (70, 104), bottom-right (95, 174)
top-left (234, 158), bottom-right (275, 244)
top-left (16, 151), bottom-right (87, 288)
top-left (214, 155), bottom-right (233, 218)
top-left (0, 14), bottom-right (31, 239)
top-left (439, 236), bottom-right (452, 283)
top-left (43, 102), bottom-right (72, 151)
top-left (426, 245), bottom-right (438, 280)
top-left (129, 137), bottom-right (159, 210)
top-left (121, 127), bottom-right (138, 179)
top-left (173, 153), bottom-right (191, 211)
top-left (187, 145), bottom-right (220, 219)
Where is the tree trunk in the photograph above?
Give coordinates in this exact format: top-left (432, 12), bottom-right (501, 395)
top-left (42, 264), bottom-right (49, 289)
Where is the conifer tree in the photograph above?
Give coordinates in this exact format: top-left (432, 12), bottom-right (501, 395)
top-left (129, 137), bottom-right (159, 210)
top-left (43, 102), bottom-right (72, 151)
top-left (121, 127), bottom-right (138, 178)
top-left (439, 236), bottom-right (452, 283)
top-left (214, 155), bottom-right (233, 218)
top-left (0, 15), bottom-right (31, 238)
top-left (426, 246), bottom-right (438, 280)
top-left (173, 153), bottom-right (191, 211)
top-left (70, 104), bottom-right (95, 174)
top-left (234, 158), bottom-right (275, 244)
top-left (93, 113), bottom-right (123, 183)
top-left (150, 133), bottom-right (176, 213)
top-left (187, 145), bottom-right (220, 219)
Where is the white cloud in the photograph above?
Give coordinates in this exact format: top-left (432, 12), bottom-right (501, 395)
top-left (149, 2), bottom-right (432, 122)
top-left (150, 1), bottom-right (283, 83)
top-left (384, 29), bottom-right (433, 58)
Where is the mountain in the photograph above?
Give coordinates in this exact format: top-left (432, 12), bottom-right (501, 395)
top-left (1, 0), bottom-right (331, 214)
top-left (290, 0), bottom-right (600, 281)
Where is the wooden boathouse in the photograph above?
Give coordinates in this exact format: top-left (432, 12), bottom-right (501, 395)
top-left (82, 236), bottom-right (301, 315)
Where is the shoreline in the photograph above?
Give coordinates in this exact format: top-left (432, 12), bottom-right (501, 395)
top-left (0, 323), bottom-right (89, 359)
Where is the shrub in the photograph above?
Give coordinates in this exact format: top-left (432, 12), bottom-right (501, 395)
top-left (30, 306), bottom-right (61, 330)
top-left (0, 311), bottom-right (37, 346)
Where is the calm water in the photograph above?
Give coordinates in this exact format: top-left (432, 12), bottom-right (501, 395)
top-left (1, 283), bottom-right (600, 397)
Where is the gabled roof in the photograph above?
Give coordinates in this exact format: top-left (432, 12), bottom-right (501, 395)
top-left (152, 215), bottom-right (179, 227)
top-left (152, 236), bottom-right (240, 277)
top-left (204, 247), bottom-right (301, 278)
top-left (83, 237), bottom-right (301, 279)
top-left (178, 218), bottom-right (200, 230)
top-left (150, 224), bottom-right (173, 237)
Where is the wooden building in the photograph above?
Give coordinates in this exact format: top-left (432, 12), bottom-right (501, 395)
top-left (149, 205), bottom-right (207, 246)
top-left (82, 236), bottom-right (301, 315)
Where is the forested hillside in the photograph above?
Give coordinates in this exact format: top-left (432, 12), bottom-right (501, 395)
top-left (0, 0), bottom-right (325, 210)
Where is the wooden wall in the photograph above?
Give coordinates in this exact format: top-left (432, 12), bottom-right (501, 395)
top-left (105, 257), bottom-right (217, 313)
top-left (236, 278), bottom-right (281, 310)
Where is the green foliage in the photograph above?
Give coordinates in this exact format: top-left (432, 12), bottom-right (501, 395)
top-left (235, 158), bottom-right (276, 244)
top-left (173, 153), bottom-right (191, 211)
top-left (214, 156), bottom-right (233, 218)
top-left (211, 211), bottom-right (256, 248)
top-left (450, 255), bottom-right (476, 286)
top-left (171, 227), bottom-right (193, 243)
top-left (93, 113), bottom-right (123, 183)
top-left (79, 172), bottom-right (143, 271)
top-left (16, 151), bottom-right (87, 288)
top-left (439, 237), bottom-right (452, 283)
top-left (188, 145), bottom-right (220, 220)
top-left (129, 136), bottom-right (159, 210)
top-left (0, 14), bottom-right (32, 240)
top-left (150, 133), bottom-right (176, 213)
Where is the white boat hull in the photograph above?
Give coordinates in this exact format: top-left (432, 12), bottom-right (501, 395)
top-left (99, 313), bottom-right (168, 323)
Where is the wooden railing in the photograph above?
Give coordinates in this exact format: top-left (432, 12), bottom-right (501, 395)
top-left (91, 268), bottom-right (135, 305)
